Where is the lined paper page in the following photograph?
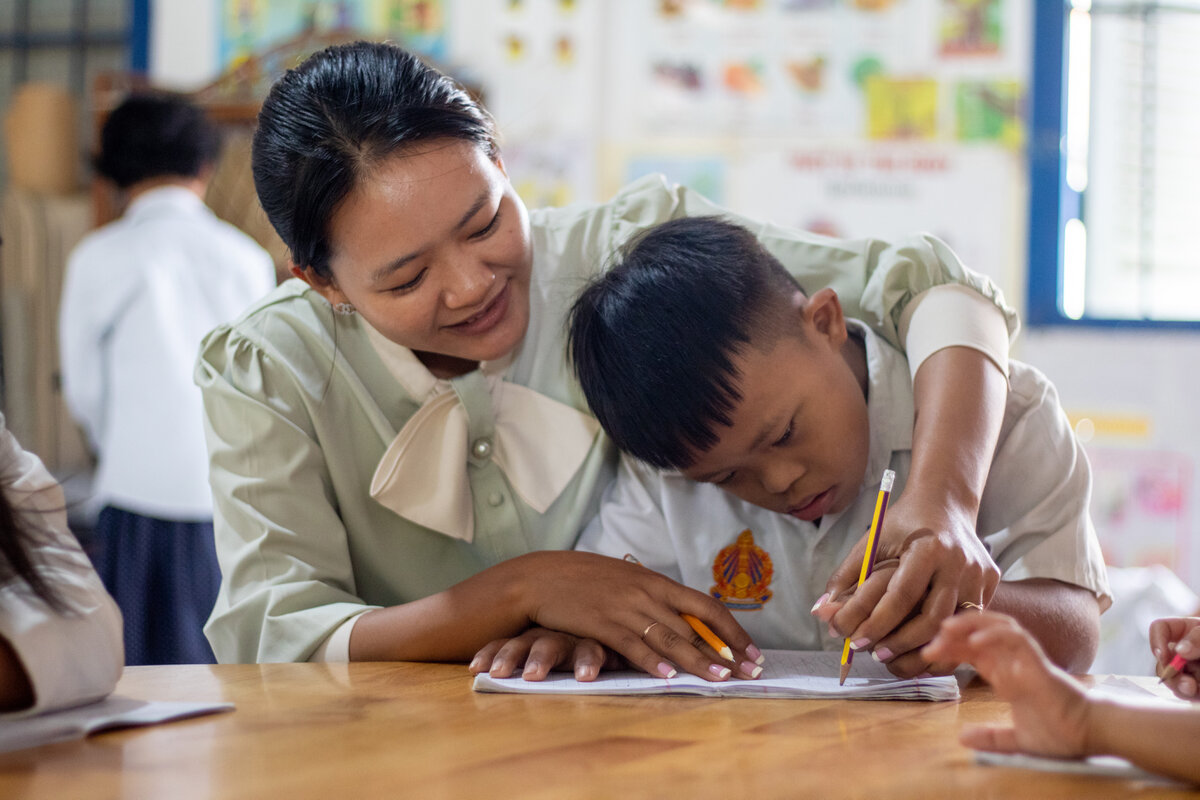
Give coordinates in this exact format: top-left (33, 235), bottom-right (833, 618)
top-left (473, 650), bottom-right (958, 701)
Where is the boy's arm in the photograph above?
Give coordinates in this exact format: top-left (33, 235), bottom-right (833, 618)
top-left (984, 578), bottom-right (1100, 673)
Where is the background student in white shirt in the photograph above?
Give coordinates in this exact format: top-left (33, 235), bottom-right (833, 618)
top-left (0, 412), bottom-right (123, 714)
top-left (58, 94), bottom-right (275, 665)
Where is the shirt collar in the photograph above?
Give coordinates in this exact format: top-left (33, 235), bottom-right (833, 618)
top-left (124, 185), bottom-right (208, 222)
top-left (849, 318), bottom-right (914, 497)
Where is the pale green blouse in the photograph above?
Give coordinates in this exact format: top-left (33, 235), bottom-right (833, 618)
top-left (196, 174), bottom-right (1017, 663)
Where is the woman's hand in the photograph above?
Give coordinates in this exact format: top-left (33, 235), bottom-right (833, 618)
top-left (812, 492), bottom-right (1000, 677)
top-left (469, 628), bottom-right (621, 682)
top-left (1150, 617), bottom-right (1200, 700)
top-left (508, 551), bottom-right (763, 682)
top-left (922, 612), bottom-right (1092, 758)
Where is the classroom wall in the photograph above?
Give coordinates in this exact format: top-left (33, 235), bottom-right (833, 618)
top-left (148, 0), bottom-right (1200, 592)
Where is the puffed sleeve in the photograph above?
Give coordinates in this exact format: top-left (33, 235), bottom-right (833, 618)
top-left (0, 416), bottom-right (124, 717)
top-left (195, 322), bottom-right (376, 663)
top-left (593, 174), bottom-right (1018, 368)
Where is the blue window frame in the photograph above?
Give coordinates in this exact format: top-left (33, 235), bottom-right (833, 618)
top-left (1027, 0), bottom-right (1200, 329)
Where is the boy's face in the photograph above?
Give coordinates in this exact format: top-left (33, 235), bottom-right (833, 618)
top-left (680, 288), bottom-right (871, 522)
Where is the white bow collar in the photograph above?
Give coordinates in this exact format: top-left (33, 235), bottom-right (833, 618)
top-left (361, 321), bottom-right (599, 542)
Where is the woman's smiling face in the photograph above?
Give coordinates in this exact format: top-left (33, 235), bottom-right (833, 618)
top-left (306, 138), bottom-right (533, 376)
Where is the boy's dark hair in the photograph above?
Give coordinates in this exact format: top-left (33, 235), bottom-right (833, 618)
top-left (252, 41), bottom-right (498, 278)
top-left (568, 216), bottom-right (801, 470)
top-left (94, 93), bottom-right (220, 189)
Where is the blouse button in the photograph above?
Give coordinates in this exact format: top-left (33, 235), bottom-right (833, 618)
top-left (472, 438), bottom-right (492, 459)
top-left (488, 492), bottom-right (505, 507)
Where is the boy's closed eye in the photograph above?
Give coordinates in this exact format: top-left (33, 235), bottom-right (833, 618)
top-left (773, 421), bottom-right (793, 447)
top-left (709, 421), bottom-right (796, 485)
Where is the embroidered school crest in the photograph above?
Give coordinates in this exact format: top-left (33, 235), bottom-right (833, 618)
top-left (710, 529), bottom-right (774, 610)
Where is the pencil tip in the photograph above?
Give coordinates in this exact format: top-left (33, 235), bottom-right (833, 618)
top-left (839, 663), bottom-right (850, 685)
top-left (720, 647), bottom-right (733, 661)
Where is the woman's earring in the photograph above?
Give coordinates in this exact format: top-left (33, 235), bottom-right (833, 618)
top-left (333, 302), bottom-right (356, 315)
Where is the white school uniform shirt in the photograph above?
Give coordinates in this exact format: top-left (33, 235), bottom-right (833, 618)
top-left (0, 413), bottom-right (124, 717)
top-left (59, 186), bottom-right (275, 519)
top-left (577, 321), bottom-right (1111, 651)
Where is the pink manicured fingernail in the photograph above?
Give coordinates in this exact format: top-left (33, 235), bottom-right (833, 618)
top-left (1177, 640), bottom-right (1196, 656)
top-left (576, 664), bottom-right (596, 681)
top-left (827, 625), bottom-right (839, 638)
top-left (916, 672), bottom-right (933, 679)
top-left (811, 592), bottom-right (830, 613)
top-left (872, 646), bottom-right (894, 662)
top-left (658, 662), bottom-right (677, 679)
top-left (740, 661), bottom-right (763, 678)
top-left (746, 644), bottom-right (765, 665)
top-left (709, 664), bottom-right (732, 679)
top-left (849, 638), bottom-right (870, 651)
top-left (468, 656), bottom-right (483, 671)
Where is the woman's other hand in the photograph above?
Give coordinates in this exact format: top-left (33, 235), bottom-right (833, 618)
top-left (469, 628), bottom-right (619, 682)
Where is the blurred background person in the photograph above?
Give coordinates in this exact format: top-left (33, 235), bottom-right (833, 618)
top-left (57, 93), bottom-right (274, 665)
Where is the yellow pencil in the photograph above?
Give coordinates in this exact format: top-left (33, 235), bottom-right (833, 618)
top-left (839, 469), bottom-right (895, 685)
top-left (681, 613), bottom-right (734, 661)
top-left (624, 553), bottom-right (735, 662)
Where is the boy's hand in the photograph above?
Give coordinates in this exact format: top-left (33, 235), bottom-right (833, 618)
top-left (812, 493), bottom-right (1000, 677)
top-left (922, 612), bottom-right (1092, 758)
top-left (1150, 617), bottom-right (1200, 700)
top-left (469, 628), bottom-right (620, 682)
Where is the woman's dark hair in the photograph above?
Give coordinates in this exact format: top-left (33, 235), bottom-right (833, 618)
top-left (568, 216), bottom-right (801, 470)
top-left (252, 41), bottom-right (499, 278)
top-left (0, 488), bottom-right (66, 612)
top-left (94, 93), bottom-right (220, 189)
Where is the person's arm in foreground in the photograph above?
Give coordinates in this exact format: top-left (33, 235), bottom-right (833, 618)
top-left (0, 420), bottom-right (124, 715)
top-left (1150, 616), bottom-right (1200, 699)
top-left (352, 550), bottom-right (760, 682)
top-left (923, 612), bottom-right (1200, 786)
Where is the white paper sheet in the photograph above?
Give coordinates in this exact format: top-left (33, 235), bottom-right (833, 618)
top-left (0, 695), bottom-right (234, 753)
top-left (473, 649), bottom-right (959, 700)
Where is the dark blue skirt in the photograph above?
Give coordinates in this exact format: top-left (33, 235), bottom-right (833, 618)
top-left (92, 506), bottom-right (219, 666)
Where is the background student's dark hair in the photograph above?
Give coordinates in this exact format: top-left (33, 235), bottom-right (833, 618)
top-left (0, 490), bottom-right (66, 612)
top-left (568, 216), bottom-right (801, 470)
top-left (94, 93), bottom-right (220, 189)
top-left (252, 41), bottom-right (499, 280)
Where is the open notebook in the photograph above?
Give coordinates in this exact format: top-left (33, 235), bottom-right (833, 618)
top-left (0, 696), bottom-right (234, 753)
top-left (473, 649), bottom-right (959, 700)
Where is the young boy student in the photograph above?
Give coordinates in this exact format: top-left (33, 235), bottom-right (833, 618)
top-left (484, 216), bottom-right (1109, 681)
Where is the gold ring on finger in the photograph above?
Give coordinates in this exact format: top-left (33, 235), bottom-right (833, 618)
top-left (641, 621), bottom-right (660, 638)
top-left (958, 601), bottom-right (985, 612)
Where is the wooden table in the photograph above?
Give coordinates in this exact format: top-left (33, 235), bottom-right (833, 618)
top-left (0, 664), bottom-right (1195, 799)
